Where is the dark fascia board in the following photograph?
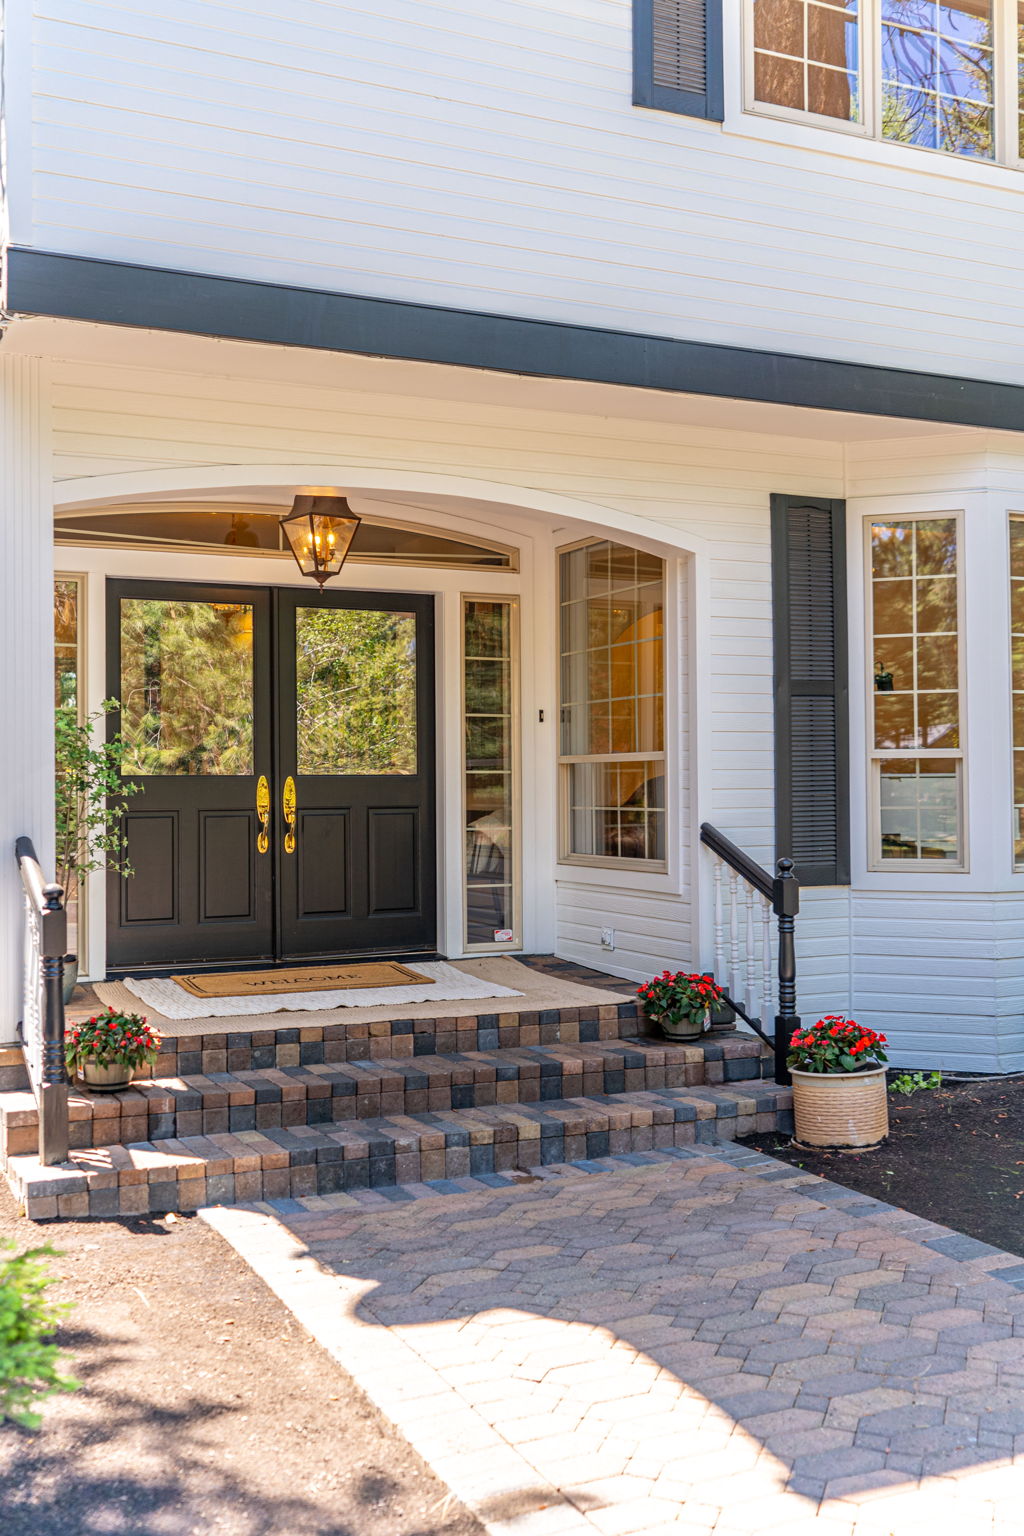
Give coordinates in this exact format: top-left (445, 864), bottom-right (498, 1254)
top-left (6, 246), bottom-right (1024, 433)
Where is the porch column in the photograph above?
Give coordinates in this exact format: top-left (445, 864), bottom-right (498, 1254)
top-left (0, 357), bottom-right (54, 1044)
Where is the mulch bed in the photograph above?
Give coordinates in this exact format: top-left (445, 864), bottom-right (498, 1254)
top-left (745, 1073), bottom-right (1024, 1258)
top-left (0, 1181), bottom-right (484, 1536)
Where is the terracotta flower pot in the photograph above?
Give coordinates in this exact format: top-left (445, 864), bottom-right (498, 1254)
top-left (78, 1059), bottom-right (134, 1094)
top-left (658, 1010), bottom-right (710, 1043)
top-left (791, 1066), bottom-right (888, 1150)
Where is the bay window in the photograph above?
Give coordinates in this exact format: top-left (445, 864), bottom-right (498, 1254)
top-left (559, 541), bottom-right (666, 867)
top-left (750, 0), bottom-right (1024, 165)
top-left (868, 515), bottom-right (964, 868)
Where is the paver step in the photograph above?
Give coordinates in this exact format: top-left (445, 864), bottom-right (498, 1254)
top-left (139, 996), bottom-right (646, 1081)
top-left (6, 1081), bottom-right (793, 1219)
top-left (0, 1037), bottom-right (770, 1157)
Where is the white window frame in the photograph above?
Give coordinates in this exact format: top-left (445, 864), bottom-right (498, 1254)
top-left (744, 0), bottom-right (1023, 169)
top-left (865, 510), bottom-right (967, 873)
top-left (556, 537), bottom-right (669, 873)
top-left (1008, 513), bottom-right (1024, 873)
top-left (54, 570), bottom-right (88, 957)
top-left (461, 593), bottom-right (522, 952)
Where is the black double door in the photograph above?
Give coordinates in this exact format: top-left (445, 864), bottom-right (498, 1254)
top-left (106, 579), bottom-right (436, 973)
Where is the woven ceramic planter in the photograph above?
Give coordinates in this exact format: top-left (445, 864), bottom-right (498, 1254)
top-left (791, 1066), bottom-right (889, 1150)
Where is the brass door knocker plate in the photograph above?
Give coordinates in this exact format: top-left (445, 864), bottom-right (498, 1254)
top-left (283, 775), bottom-right (297, 855)
top-left (256, 775), bottom-right (271, 854)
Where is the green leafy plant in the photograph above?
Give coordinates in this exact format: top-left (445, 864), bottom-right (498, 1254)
top-left (65, 1009), bottom-right (161, 1077)
top-left (788, 1016), bottom-right (889, 1074)
top-left (890, 1070), bottom-right (942, 1095)
top-left (55, 699), bottom-right (140, 904)
top-left (637, 971), bottom-right (724, 1032)
top-left (0, 1242), bottom-right (77, 1429)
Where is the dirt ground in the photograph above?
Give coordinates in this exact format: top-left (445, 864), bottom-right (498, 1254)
top-left (0, 1183), bottom-right (485, 1536)
top-left (747, 1073), bottom-right (1024, 1257)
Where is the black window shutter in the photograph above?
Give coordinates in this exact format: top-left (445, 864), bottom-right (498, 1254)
top-left (771, 494), bottom-right (850, 887)
top-left (633, 0), bottom-right (724, 120)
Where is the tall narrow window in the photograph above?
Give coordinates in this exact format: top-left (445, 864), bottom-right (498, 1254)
top-left (54, 576), bottom-right (82, 952)
top-left (559, 542), bottom-right (666, 866)
top-left (54, 577), bottom-right (80, 709)
top-left (1009, 518), bottom-right (1024, 866)
top-left (464, 599), bottom-right (518, 948)
top-left (869, 516), bottom-right (963, 866)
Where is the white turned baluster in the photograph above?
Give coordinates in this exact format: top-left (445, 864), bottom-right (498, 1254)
top-left (761, 895), bottom-right (773, 1029)
top-left (713, 857), bottom-right (725, 988)
top-left (728, 868), bottom-right (741, 1004)
top-left (745, 884), bottom-right (757, 1018)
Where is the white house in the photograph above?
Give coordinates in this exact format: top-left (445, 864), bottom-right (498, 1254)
top-left (3, 0), bottom-right (1024, 1089)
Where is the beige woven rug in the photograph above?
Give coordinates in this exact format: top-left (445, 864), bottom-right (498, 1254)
top-left (89, 958), bottom-right (631, 1037)
top-left (175, 960), bottom-right (427, 998)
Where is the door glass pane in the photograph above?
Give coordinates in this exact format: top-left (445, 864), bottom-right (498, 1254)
top-left (120, 599), bottom-right (254, 775)
top-left (296, 608), bottom-right (417, 775)
top-left (464, 599), bottom-right (517, 946)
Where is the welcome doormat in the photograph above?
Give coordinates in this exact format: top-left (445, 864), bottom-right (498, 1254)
top-left (107, 961), bottom-right (524, 1021)
top-left (174, 960), bottom-right (429, 999)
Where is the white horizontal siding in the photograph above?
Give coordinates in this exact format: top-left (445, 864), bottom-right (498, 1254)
top-left (48, 347), bottom-right (1024, 1066)
top-left (10, 1), bottom-right (1024, 384)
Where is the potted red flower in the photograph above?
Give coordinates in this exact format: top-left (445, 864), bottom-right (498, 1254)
top-left (787, 1016), bottom-right (889, 1150)
top-left (64, 1008), bottom-right (161, 1093)
top-left (637, 971), bottom-right (724, 1042)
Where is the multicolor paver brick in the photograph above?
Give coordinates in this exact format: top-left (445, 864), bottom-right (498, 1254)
top-left (208, 1142), bottom-right (1024, 1535)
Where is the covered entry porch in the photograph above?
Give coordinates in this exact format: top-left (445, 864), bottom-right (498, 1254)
top-left (51, 470), bottom-right (695, 990)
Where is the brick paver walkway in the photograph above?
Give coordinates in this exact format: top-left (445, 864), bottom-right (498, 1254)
top-left (207, 1144), bottom-right (1024, 1536)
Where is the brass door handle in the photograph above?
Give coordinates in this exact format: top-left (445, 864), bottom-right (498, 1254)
top-left (283, 775), bottom-right (297, 855)
top-left (256, 775), bottom-right (270, 855)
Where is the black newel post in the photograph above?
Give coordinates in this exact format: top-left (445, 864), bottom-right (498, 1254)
top-left (772, 857), bottom-right (799, 1087)
top-left (39, 882), bottom-right (69, 1166)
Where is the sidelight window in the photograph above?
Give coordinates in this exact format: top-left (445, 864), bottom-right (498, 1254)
top-left (1009, 516), bottom-right (1024, 866)
top-left (749, 0), bottom-right (1019, 163)
top-left (558, 541), bottom-right (666, 867)
top-left (868, 515), bottom-right (964, 867)
top-left (463, 598), bottom-right (519, 948)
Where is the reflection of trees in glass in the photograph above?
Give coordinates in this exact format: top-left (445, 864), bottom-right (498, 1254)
top-left (296, 608), bottom-right (417, 775)
top-left (120, 601), bottom-right (254, 775)
top-left (54, 579), bottom-right (79, 709)
top-left (881, 0), bottom-right (993, 156)
top-left (752, 0), bottom-right (860, 121)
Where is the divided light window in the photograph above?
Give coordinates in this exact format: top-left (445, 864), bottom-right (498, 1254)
top-left (750, 0), bottom-right (1024, 165)
top-left (463, 598), bottom-right (519, 949)
top-left (1009, 518), bottom-right (1024, 866)
top-left (558, 541), bottom-right (667, 868)
top-left (869, 515), bottom-right (964, 868)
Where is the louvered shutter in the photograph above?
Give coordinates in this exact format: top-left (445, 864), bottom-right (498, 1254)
top-left (771, 495), bottom-right (850, 886)
top-left (633, 0), bottom-right (724, 120)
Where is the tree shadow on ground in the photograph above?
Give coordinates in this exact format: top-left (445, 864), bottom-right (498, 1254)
top-left (279, 1157), bottom-right (1024, 1517)
top-left (0, 1322), bottom-right (462, 1536)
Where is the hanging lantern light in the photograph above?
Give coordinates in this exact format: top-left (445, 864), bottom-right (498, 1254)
top-left (280, 494), bottom-right (361, 588)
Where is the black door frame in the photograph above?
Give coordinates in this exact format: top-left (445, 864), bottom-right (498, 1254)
top-left (105, 577), bottom-right (438, 975)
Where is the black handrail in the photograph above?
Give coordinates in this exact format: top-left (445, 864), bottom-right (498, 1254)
top-left (699, 823), bottom-right (774, 901)
top-left (700, 823), bottom-right (800, 1085)
top-left (16, 837), bottom-right (68, 1165)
